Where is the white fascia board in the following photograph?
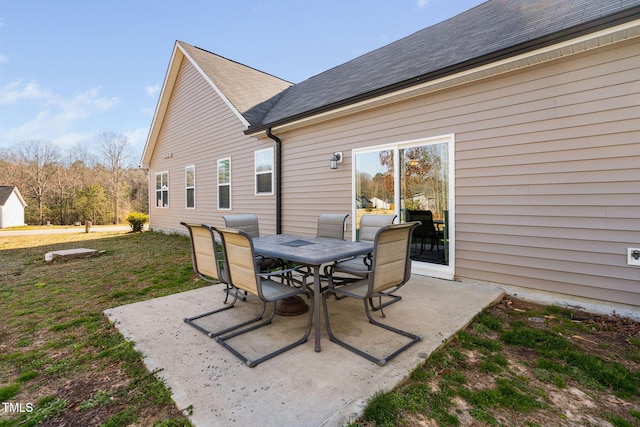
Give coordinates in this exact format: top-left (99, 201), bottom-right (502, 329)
top-left (140, 42), bottom-right (183, 168)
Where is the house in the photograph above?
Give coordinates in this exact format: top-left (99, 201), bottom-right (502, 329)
top-left (0, 186), bottom-right (27, 228)
top-left (141, 0), bottom-right (640, 316)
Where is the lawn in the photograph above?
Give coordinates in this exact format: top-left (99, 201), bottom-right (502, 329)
top-left (0, 229), bottom-right (198, 426)
top-left (1, 229), bottom-right (639, 426)
top-left (351, 298), bottom-right (640, 427)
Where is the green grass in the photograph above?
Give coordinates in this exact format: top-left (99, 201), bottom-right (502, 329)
top-left (0, 230), bottom-right (199, 426)
top-left (3, 231), bottom-right (640, 426)
top-left (353, 305), bottom-right (640, 427)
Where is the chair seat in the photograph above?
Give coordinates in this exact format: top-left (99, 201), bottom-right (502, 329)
top-left (261, 279), bottom-right (308, 301)
top-left (333, 255), bottom-right (370, 275)
top-left (332, 279), bottom-right (370, 299)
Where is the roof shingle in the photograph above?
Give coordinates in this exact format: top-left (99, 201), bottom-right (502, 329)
top-left (246, 0), bottom-right (640, 129)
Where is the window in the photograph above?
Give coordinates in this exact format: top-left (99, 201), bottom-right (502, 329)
top-left (255, 148), bottom-right (274, 195)
top-left (155, 171), bottom-right (169, 208)
top-left (185, 165), bottom-right (195, 209)
top-left (218, 158), bottom-right (231, 209)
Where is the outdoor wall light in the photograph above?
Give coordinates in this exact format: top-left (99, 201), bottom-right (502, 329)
top-left (330, 152), bottom-right (343, 169)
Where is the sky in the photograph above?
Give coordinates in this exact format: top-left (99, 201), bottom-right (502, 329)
top-left (0, 0), bottom-right (486, 162)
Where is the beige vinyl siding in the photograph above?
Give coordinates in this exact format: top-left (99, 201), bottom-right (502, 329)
top-left (453, 38), bottom-right (640, 307)
top-left (273, 37), bottom-right (640, 306)
top-left (149, 58), bottom-right (276, 234)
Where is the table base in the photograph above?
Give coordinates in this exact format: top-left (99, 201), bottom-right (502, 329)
top-left (275, 296), bottom-right (309, 316)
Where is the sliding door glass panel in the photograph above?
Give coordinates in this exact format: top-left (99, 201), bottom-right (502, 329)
top-left (354, 149), bottom-right (395, 239)
top-left (400, 143), bottom-right (449, 265)
top-left (353, 139), bottom-right (451, 269)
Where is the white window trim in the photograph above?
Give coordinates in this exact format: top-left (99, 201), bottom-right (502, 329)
top-left (351, 134), bottom-right (455, 280)
top-left (254, 147), bottom-right (274, 195)
top-left (185, 165), bottom-right (195, 209)
top-left (155, 171), bottom-right (169, 208)
top-left (217, 157), bottom-right (232, 210)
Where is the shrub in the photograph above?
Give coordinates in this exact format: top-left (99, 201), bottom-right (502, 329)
top-left (126, 212), bottom-right (149, 232)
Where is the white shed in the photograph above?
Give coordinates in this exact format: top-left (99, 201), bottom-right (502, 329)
top-left (0, 186), bottom-right (27, 228)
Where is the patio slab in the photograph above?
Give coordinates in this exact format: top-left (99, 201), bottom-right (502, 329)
top-left (105, 275), bottom-right (504, 427)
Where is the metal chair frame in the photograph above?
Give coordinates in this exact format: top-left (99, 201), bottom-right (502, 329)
top-left (181, 222), bottom-right (260, 338)
top-left (323, 221), bottom-right (422, 366)
top-left (327, 214), bottom-right (401, 310)
top-left (215, 227), bottom-right (313, 367)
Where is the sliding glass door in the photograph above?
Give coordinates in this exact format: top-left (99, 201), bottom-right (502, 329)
top-left (352, 135), bottom-right (453, 279)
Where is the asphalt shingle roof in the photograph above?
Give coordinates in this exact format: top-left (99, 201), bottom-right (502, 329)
top-left (178, 41), bottom-right (292, 125)
top-left (0, 186), bottom-right (16, 206)
top-left (243, 0), bottom-right (640, 130)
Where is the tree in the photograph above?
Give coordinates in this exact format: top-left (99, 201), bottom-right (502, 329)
top-left (96, 132), bottom-right (130, 224)
top-left (74, 183), bottom-right (109, 224)
top-left (0, 149), bottom-right (19, 184)
top-left (15, 140), bottom-right (61, 225)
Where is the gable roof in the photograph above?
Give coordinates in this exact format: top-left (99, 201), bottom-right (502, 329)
top-left (140, 41), bottom-right (291, 167)
top-left (141, 0), bottom-right (640, 166)
top-left (177, 42), bottom-right (292, 124)
top-left (245, 0), bottom-right (640, 133)
top-left (0, 186), bottom-right (26, 207)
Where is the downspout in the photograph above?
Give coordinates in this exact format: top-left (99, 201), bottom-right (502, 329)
top-left (266, 128), bottom-right (282, 234)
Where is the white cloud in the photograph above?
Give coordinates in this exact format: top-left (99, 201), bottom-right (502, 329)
top-left (0, 80), bottom-right (120, 151)
top-left (146, 84), bottom-right (161, 97)
top-left (0, 80), bottom-right (54, 104)
top-left (124, 127), bottom-right (150, 163)
top-left (57, 87), bottom-right (119, 120)
top-left (417, 0), bottom-right (431, 8)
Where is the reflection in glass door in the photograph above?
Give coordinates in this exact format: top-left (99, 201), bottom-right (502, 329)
top-left (353, 136), bottom-right (453, 277)
top-left (399, 143), bottom-right (449, 266)
top-left (353, 149), bottom-right (395, 239)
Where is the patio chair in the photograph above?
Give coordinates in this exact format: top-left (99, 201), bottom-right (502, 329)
top-left (222, 213), bottom-right (261, 238)
top-left (330, 214), bottom-right (396, 275)
top-left (214, 227), bottom-right (313, 367)
top-left (223, 213), bottom-right (281, 272)
top-left (289, 213), bottom-right (350, 287)
top-left (316, 213), bottom-right (349, 240)
top-left (406, 210), bottom-right (442, 253)
top-left (323, 221), bottom-right (422, 366)
top-left (326, 214), bottom-right (399, 309)
top-left (181, 222), bottom-right (256, 338)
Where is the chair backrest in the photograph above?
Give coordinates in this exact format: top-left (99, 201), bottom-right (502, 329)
top-left (359, 214), bottom-right (397, 242)
top-left (217, 227), bottom-right (262, 298)
top-left (223, 214), bottom-right (260, 238)
top-left (181, 222), bottom-right (227, 283)
top-left (407, 210), bottom-right (435, 226)
top-left (316, 213), bottom-right (348, 240)
top-left (369, 221), bottom-right (420, 295)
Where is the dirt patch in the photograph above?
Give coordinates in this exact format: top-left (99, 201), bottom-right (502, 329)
top-left (433, 297), bottom-right (640, 426)
top-left (358, 296), bottom-right (640, 427)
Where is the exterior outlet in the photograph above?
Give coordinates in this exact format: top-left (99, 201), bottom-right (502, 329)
top-left (628, 248), bottom-right (640, 266)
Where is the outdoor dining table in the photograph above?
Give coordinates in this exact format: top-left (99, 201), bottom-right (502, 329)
top-left (253, 233), bottom-right (374, 352)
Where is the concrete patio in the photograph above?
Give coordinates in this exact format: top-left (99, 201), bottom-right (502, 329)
top-left (105, 275), bottom-right (504, 427)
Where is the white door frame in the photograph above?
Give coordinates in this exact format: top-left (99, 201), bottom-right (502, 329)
top-left (351, 134), bottom-right (455, 280)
